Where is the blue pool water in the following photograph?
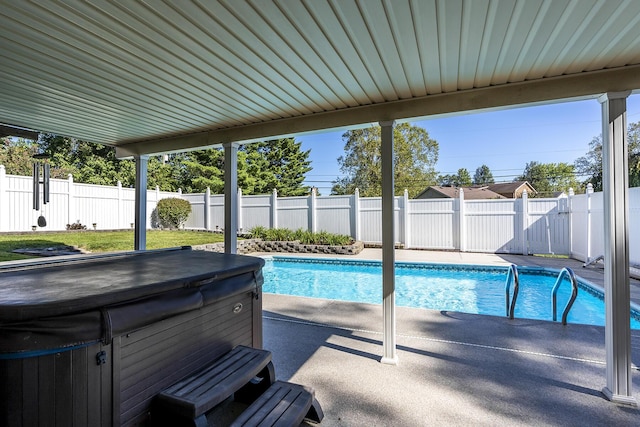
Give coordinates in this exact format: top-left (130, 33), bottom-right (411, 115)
top-left (262, 257), bottom-right (640, 329)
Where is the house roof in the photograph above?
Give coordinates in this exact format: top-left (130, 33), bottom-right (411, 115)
top-left (418, 186), bottom-right (505, 200)
top-left (487, 181), bottom-right (538, 196)
top-left (1, 1), bottom-right (640, 158)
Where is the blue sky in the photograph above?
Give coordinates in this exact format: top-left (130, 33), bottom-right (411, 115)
top-left (299, 94), bottom-right (640, 195)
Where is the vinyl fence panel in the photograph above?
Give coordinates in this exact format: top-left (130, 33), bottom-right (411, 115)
top-left (182, 193), bottom-right (206, 229)
top-left (316, 195), bottom-right (353, 236)
top-left (630, 187), bottom-right (640, 267)
top-left (526, 198), bottom-right (570, 255)
top-left (5, 174), bottom-right (34, 232)
top-left (241, 195), bottom-right (272, 231)
top-left (588, 192), bottom-right (605, 262)
top-left (276, 196), bottom-right (310, 231)
top-left (407, 198), bottom-right (456, 249)
top-left (570, 193), bottom-right (588, 261)
top-left (464, 199), bottom-right (522, 253)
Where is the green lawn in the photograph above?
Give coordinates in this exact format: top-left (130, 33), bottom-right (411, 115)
top-left (0, 230), bottom-right (225, 262)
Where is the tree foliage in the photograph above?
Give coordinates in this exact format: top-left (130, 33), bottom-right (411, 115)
top-left (242, 138), bottom-right (313, 196)
top-left (574, 121), bottom-right (640, 190)
top-left (473, 164), bottom-right (495, 185)
top-left (331, 123), bottom-right (439, 197)
top-left (439, 168), bottom-right (472, 187)
top-left (1, 138), bottom-right (40, 176)
top-left (517, 161), bottom-right (581, 197)
top-left (178, 138), bottom-right (312, 195)
top-left (2, 134), bottom-right (313, 195)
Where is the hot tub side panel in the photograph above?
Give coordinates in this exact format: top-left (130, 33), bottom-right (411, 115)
top-left (117, 290), bottom-right (256, 426)
top-left (0, 342), bottom-right (113, 427)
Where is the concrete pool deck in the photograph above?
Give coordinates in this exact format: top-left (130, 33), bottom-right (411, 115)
top-left (254, 250), bottom-right (640, 426)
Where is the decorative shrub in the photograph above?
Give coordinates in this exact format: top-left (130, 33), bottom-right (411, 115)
top-left (247, 226), bottom-right (353, 246)
top-left (249, 226), bottom-right (267, 239)
top-left (156, 198), bottom-right (192, 229)
top-left (66, 221), bottom-right (87, 230)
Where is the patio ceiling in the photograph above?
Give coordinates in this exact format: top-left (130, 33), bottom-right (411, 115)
top-left (1, 0), bottom-right (640, 158)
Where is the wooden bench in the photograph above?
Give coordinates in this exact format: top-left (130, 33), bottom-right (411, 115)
top-left (230, 381), bottom-right (324, 427)
top-left (153, 345), bottom-right (275, 427)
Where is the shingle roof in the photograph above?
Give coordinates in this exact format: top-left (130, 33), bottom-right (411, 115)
top-left (418, 186), bottom-right (505, 200)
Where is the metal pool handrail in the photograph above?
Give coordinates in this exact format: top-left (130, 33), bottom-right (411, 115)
top-left (552, 267), bottom-right (579, 325)
top-left (505, 264), bottom-right (519, 319)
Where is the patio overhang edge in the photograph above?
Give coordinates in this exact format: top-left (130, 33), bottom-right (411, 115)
top-left (115, 64), bottom-right (640, 158)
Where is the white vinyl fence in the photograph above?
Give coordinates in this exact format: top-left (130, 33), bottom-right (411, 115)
top-left (182, 188), bottom-right (572, 256)
top-left (1, 165), bottom-right (638, 265)
top-left (0, 166), bottom-right (178, 231)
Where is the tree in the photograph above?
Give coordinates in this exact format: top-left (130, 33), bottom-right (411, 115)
top-left (473, 165), bottom-right (495, 185)
top-left (630, 121), bottom-right (640, 187)
top-left (574, 136), bottom-right (604, 191)
top-left (179, 137), bottom-right (312, 195)
top-left (0, 137), bottom-right (39, 176)
top-left (38, 134), bottom-right (135, 185)
top-left (456, 168), bottom-right (472, 186)
top-left (332, 123), bottom-right (439, 197)
top-left (574, 121), bottom-right (640, 190)
top-left (242, 138), bottom-right (313, 196)
top-left (437, 174), bottom-right (455, 186)
top-left (517, 161), bottom-right (581, 197)
top-left (438, 168), bottom-right (472, 187)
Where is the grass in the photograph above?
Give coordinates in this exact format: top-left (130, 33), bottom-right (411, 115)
top-left (0, 230), bottom-right (225, 262)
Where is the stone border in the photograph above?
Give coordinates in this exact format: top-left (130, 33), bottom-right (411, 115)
top-left (192, 238), bottom-right (364, 255)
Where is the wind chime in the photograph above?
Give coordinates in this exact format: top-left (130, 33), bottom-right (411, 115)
top-left (32, 153), bottom-right (50, 228)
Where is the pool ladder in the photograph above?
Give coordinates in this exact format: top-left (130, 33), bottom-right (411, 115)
top-left (552, 267), bottom-right (579, 325)
top-left (505, 265), bottom-right (579, 325)
top-left (505, 264), bottom-right (519, 319)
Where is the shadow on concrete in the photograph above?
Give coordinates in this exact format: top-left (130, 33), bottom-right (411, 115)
top-left (263, 295), bottom-right (640, 426)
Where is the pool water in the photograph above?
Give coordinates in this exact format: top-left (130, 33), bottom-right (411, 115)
top-left (262, 257), bottom-right (640, 329)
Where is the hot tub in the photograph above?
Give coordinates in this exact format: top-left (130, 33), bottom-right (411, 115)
top-left (0, 247), bottom-right (265, 427)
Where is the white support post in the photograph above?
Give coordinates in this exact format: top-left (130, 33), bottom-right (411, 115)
top-left (205, 187), bottom-right (211, 231)
top-left (309, 187), bottom-right (317, 233)
top-left (458, 188), bottom-right (466, 252)
top-left (568, 188), bottom-right (574, 257)
top-left (586, 183), bottom-right (594, 262)
top-left (271, 189), bottom-right (278, 229)
top-left (353, 188), bottom-right (361, 242)
top-left (599, 92), bottom-right (636, 406)
top-left (117, 180), bottom-right (123, 229)
top-left (521, 190), bottom-right (529, 255)
top-left (67, 174), bottom-right (74, 227)
top-left (237, 187), bottom-right (243, 233)
top-left (0, 165), bottom-right (6, 232)
top-left (403, 189), bottom-right (410, 248)
top-left (224, 142), bottom-right (239, 254)
top-left (380, 120), bottom-right (397, 365)
top-left (134, 155), bottom-right (149, 251)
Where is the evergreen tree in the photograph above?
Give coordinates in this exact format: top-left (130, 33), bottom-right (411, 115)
top-left (473, 165), bottom-right (495, 185)
top-left (179, 137), bottom-right (312, 195)
top-left (243, 138), bottom-right (313, 196)
top-left (456, 168), bottom-right (472, 186)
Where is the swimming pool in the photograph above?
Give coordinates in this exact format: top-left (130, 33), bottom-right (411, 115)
top-left (262, 257), bottom-right (640, 329)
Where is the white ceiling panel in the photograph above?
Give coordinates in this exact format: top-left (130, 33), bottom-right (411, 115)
top-left (0, 0), bottom-right (639, 155)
